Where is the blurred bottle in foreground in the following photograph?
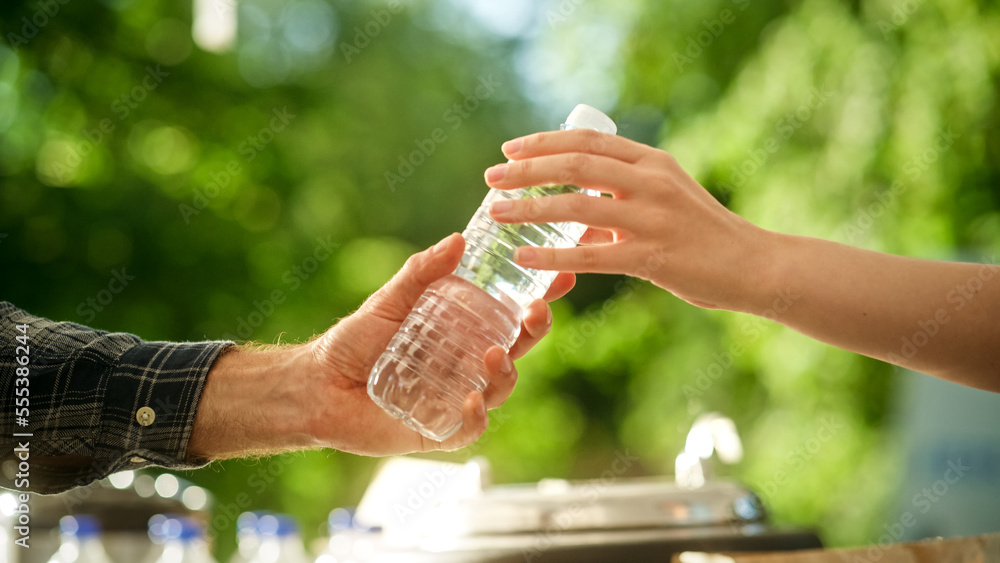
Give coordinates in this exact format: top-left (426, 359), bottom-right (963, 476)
top-left (46, 515), bottom-right (113, 563)
top-left (247, 514), bottom-right (310, 563)
top-left (315, 507), bottom-right (379, 563)
top-left (228, 511), bottom-right (269, 563)
top-left (368, 104), bottom-right (618, 441)
top-left (149, 515), bottom-right (216, 563)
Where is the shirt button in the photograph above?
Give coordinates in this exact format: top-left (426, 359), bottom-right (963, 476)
top-left (136, 407), bottom-right (156, 426)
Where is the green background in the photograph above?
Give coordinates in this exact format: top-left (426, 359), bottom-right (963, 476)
top-left (2, 0), bottom-right (998, 558)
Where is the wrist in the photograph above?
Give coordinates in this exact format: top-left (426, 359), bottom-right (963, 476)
top-left (732, 226), bottom-right (794, 315)
top-left (187, 343), bottom-right (320, 461)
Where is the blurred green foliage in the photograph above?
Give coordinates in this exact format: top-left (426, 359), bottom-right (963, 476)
top-left (2, 0), bottom-right (998, 558)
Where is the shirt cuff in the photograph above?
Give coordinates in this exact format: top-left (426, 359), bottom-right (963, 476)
top-left (94, 339), bottom-right (233, 479)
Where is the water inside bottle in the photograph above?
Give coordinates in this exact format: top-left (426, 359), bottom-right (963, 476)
top-left (368, 274), bottom-right (521, 441)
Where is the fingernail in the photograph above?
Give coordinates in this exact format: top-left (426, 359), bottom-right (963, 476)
top-left (485, 164), bottom-right (507, 182)
top-left (432, 234), bottom-right (453, 255)
top-left (501, 353), bottom-right (514, 376)
top-left (490, 200), bottom-right (513, 216)
top-left (502, 138), bottom-right (524, 155)
top-left (514, 247), bottom-right (537, 265)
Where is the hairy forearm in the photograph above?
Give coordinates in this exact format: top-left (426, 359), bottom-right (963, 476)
top-left (187, 344), bottom-right (322, 461)
top-left (747, 232), bottom-right (1000, 390)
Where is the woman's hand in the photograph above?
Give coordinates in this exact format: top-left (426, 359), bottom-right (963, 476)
top-left (484, 128), bottom-right (772, 312)
top-left (477, 129), bottom-right (1000, 389)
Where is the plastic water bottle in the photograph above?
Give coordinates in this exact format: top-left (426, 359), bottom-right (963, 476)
top-left (46, 515), bottom-right (113, 563)
top-left (150, 515), bottom-right (217, 563)
top-left (368, 104), bottom-right (617, 440)
top-left (228, 511), bottom-right (268, 563)
top-left (248, 514), bottom-right (310, 563)
top-left (315, 507), bottom-right (379, 562)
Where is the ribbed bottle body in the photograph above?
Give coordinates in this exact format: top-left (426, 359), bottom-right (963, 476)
top-left (457, 185), bottom-right (595, 310)
top-left (367, 274), bottom-right (520, 440)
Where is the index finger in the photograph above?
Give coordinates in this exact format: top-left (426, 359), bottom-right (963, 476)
top-left (502, 128), bottom-right (652, 164)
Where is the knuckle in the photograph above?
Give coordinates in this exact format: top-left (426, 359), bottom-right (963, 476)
top-left (528, 131), bottom-right (549, 152)
top-left (564, 152), bottom-right (593, 183)
top-left (581, 245), bottom-right (598, 270)
top-left (402, 251), bottom-right (423, 273)
top-left (570, 152), bottom-right (593, 169)
top-left (655, 149), bottom-right (679, 168)
top-left (515, 157), bottom-right (534, 178)
top-left (524, 197), bottom-right (543, 220)
top-left (565, 193), bottom-right (589, 216)
top-left (643, 168), bottom-right (674, 193)
top-left (582, 129), bottom-right (607, 153)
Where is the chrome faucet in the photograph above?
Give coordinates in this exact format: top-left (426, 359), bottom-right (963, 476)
top-left (675, 413), bottom-right (744, 489)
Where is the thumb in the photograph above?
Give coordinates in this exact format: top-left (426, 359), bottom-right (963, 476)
top-left (363, 233), bottom-right (464, 317)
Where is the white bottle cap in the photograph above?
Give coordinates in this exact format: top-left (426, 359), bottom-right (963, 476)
top-left (564, 104), bottom-right (617, 135)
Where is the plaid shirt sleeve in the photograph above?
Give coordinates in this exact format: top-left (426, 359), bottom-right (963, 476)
top-left (0, 301), bottom-right (233, 494)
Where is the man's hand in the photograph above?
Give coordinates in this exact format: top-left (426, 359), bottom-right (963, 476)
top-left (187, 233), bottom-right (574, 461)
